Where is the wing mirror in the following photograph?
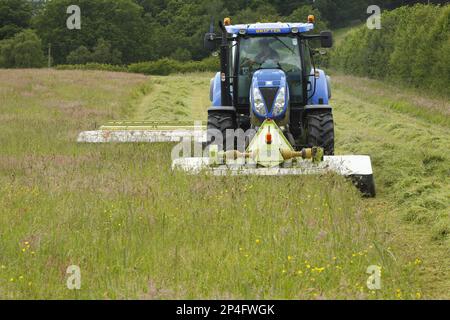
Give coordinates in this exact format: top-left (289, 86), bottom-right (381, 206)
top-left (320, 31), bottom-right (333, 48)
top-left (204, 33), bottom-right (217, 51)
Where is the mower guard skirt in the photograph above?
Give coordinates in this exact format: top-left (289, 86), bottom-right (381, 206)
top-left (172, 155), bottom-right (376, 197)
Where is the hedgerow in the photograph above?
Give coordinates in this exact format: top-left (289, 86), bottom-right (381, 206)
top-left (55, 56), bottom-right (219, 76)
top-left (331, 4), bottom-right (450, 96)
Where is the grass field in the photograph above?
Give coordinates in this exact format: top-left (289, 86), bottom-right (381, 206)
top-left (0, 69), bottom-right (448, 299)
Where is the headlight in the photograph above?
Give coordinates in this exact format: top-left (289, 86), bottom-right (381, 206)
top-left (272, 87), bottom-right (286, 116)
top-left (252, 88), bottom-right (267, 116)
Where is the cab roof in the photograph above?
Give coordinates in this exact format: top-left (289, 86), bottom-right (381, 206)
top-left (225, 22), bottom-right (314, 36)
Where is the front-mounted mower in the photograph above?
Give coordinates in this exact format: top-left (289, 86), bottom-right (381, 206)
top-left (176, 16), bottom-right (375, 196)
top-left (78, 16), bottom-right (376, 197)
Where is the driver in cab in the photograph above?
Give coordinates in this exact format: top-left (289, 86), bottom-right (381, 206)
top-left (241, 38), bottom-right (280, 69)
top-left (254, 39), bottom-right (280, 65)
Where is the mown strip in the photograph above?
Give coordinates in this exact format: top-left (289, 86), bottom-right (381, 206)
top-left (332, 73), bottom-right (449, 297)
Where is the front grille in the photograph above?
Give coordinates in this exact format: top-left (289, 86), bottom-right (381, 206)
top-left (259, 87), bottom-right (279, 113)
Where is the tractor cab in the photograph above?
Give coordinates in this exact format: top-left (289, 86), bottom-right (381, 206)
top-left (237, 34), bottom-right (307, 127)
top-left (205, 18), bottom-right (334, 153)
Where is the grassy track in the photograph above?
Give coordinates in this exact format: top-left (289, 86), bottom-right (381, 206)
top-left (0, 69), bottom-right (448, 299)
top-left (133, 73), bottom-right (211, 122)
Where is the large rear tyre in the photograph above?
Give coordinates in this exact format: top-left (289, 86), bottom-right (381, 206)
top-left (306, 110), bottom-right (335, 156)
top-left (207, 111), bottom-right (236, 151)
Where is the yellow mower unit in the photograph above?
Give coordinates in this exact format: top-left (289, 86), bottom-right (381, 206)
top-left (172, 119), bottom-right (376, 197)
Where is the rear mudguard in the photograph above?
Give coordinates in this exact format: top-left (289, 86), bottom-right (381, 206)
top-left (210, 72), bottom-right (222, 106)
top-left (304, 104), bottom-right (332, 112)
top-left (207, 106), bottom-right (236, 114)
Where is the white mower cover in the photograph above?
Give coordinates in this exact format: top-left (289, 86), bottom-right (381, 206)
top-left (172, 155), bottom-right (373, 177)
top-left (172, 155), bottom-right (376, 196)
top-left (77, 130), bottom-right (206, 143)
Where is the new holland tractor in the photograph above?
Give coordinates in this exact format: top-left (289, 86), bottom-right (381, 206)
top-left (204, 17), bottom-right (334, 155)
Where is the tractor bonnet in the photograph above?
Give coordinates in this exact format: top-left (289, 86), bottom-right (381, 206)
top-left (251, 69), bottom-right (289, 120)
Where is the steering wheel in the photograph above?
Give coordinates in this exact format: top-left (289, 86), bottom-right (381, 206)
top-left (260, 59), bottom-right (282, 70)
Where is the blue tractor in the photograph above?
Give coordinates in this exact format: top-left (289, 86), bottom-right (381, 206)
top-left (204, 17), bottom-right (334, 154)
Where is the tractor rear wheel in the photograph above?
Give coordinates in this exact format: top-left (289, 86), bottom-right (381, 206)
top-left (306, 110), bottom-right (335, 155)
top-left (207, 111), bottom-right (236, 151)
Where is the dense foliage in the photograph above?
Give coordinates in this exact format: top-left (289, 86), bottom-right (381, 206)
top-left (0, 0), bottom-right (447, 68)
top-left (332, 4), bottom-right (450, 96)
top-left (0, 0), bottom-right (33, 39)
top-left (56, 56), bottom-right (219, 75)
top-left (0, 29), bottom-right (45, 68)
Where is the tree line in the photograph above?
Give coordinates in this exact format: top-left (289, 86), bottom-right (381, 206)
top-left (0, 0), bottom-right (448, 67)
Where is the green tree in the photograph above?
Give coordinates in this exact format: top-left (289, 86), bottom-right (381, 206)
top-left (66, 46), bottom-right (92, 64)
top-left (33, 0), bottom-right (147, 64)
top-left (0, 29), bottom-right (45, 68)
top-left (285, 5), bottom-right (328, 31)
top-left (91, 39), bottom-right (122, 65)
top-left (170, 48), bottom-right (192, 61)
top-left (0, 0), bottom-right (33, 40)
top-left (233, 4), bottom-right (280, 24)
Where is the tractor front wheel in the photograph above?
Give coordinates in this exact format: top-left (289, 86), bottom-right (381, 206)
top-left (306, 110), bottom-right (335, 156)
top-left (207, 111), bottom-right (236, 151)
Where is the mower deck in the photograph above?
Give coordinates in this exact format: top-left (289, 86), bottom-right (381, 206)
top-left (77, 120), bottom-right (206, 143)
top-left (172, 155), bottom-right (376, 197)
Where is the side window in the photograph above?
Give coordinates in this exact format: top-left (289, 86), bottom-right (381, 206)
top-left (303, 41), bottom-right (313, 75)
top-left (230, 42), bottom-right (236, 77)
